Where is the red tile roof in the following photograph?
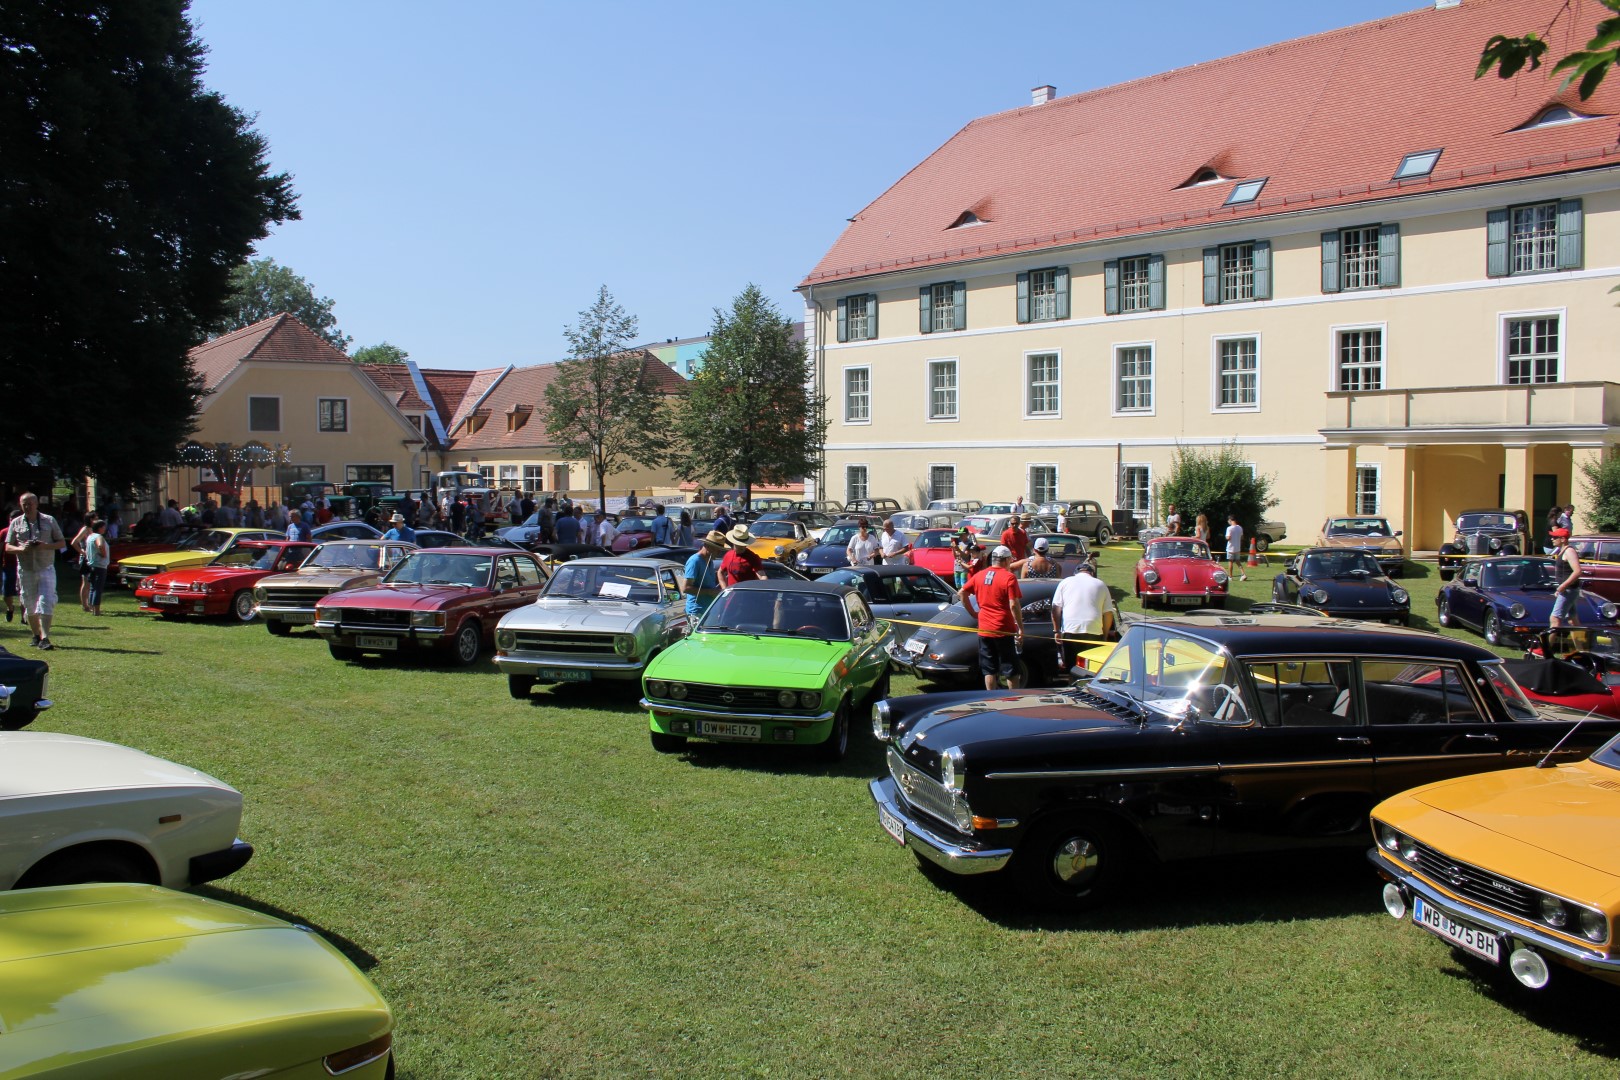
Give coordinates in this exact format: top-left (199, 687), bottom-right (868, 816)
top-left (356, 363), bottom-right (430, 412)
top-left (189, 313), bottom-right (352, 390)
top-left (803, 0), bottom-right (1620, 286)
top-left (449, 352), bottom-right (686, 452)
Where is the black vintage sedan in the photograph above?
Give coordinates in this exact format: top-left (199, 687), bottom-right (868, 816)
top-left (0, 646), bottom-right (52, 730)
top-left (1271, 548), bottom-right (1410, 624)
top-left (884, 578), bottom-right (1073, 688)
top-left (869, 616), bottom-right (1620, 910)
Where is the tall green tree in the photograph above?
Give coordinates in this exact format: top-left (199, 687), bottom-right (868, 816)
top-left (215, 258), bottom-right (350, 350)
top-left (1154, 443), bottom-right (1277, 541)
top-left (671, 285), bottom-right (827, 506)
top-left (543, 287), bottom-right (670, 510)
top-left (0, 0), bottom-right (297, 491)
top-left (1580, 451), bottom-right (1620, 532)
top-left (352, 342), bottom-right (409, 365)
top-left (1478, 0), bottom-right (1620, 100)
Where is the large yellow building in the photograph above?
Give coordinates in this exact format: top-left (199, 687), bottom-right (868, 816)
top-left (798, 0), bottom-right (1620, 551)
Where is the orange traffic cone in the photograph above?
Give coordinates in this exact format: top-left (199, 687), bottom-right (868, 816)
top-left (1246, 538), bottom-right (1260, 567)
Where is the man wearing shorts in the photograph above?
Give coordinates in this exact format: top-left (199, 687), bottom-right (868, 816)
top-left (5, 492), bottom-right (65, 649)
top-left (960, 545), bottom-right (1024, 689)
top-left (1550, 527), bottom-right (1582, 628)
top-left (1224, 513), bottom-right (1246, 582)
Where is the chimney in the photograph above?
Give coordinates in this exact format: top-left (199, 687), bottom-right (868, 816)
top-left (1031, 85), bottom-right (1056, 106)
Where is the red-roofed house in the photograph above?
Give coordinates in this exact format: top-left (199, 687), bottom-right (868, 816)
top-left (799, 0), bottom-right (1620, 550)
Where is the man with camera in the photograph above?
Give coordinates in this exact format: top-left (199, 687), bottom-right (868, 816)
top-left (4, 492), bottom-right (66, 650)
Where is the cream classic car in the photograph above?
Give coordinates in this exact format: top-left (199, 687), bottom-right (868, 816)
top-left (0, 731), bottom-right (252, 890)
top-left (253, 538), bottom-right (416, 634)
top-left (495, 557), bottom-right (689, 698)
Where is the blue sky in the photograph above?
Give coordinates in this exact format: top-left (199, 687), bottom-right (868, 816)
top-left (189, 0), bottom-right (1419, 370)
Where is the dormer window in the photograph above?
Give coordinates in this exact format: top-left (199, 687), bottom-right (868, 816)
top-left (1225, 178), bottom-right (1267, 205)
top-left (1393, 149), bottom-right (1442, 180)
top-left (1516, 105), bottom-right (1591, 130)
top-left (464, 412), bottom-right (488, 435)
top-left (1179, 167), bottom-right (1230, 189)
top-left (948, 210), bottom-right (982, 229)
top-left (506, 406), bottom-right (531, 433)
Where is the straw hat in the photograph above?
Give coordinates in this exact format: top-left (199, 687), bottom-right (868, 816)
top-left (702, 529), bottom-right (728, 549)
top-left (726, 524), bottom-right (754, 546)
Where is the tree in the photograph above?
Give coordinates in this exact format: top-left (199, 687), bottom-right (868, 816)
top-left (542, 287), bottom-right (670, 510)
top-left (1478, 0), bottom-right (1620, 100)
top-left (0, 1), bottom-right (297, 491)
top-left (352, 342), bottom-right (409, 365)
top-left (670, 285), bottom-right (827, 507)
top-left (1580, 451), bottom-right (1620, 532)
top-left (215, 258), bottom-right (350, 350)
top-left (1154, 444), bottom-right (1277, 539)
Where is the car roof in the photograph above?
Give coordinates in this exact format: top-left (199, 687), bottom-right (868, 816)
top-left (1459, 508), bottom-right (1526, 516)
top-left (828, 564), bottom-right (938, 578)
top-left (562, 557), bottom-right (671, 570)
top-left (725, 579), bottom-right (856, 596)
top-left (405, 546), bottom-right (529, 557)
top-left (1158, 615), bottom-right (1494, 660)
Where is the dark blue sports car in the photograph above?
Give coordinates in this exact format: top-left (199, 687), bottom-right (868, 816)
top-left (794, 520), bottom-right (863, 577)
top-left (1271, 548), bottom-right (1410, 624)
top-left (1437, 555), bottom-right (1619, 647)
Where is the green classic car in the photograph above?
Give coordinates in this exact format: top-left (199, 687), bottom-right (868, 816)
top-left (641, 579), bottom-right (890, 759)
top-left (0, 883), bottom-right (394, 1078)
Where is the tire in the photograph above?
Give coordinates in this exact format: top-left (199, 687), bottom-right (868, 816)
top-left (0, 705), bottom-right (38, 731)
top-left (1256, 535), bottom-right (1271, 553)
top-left (1484, 608), bottom-right (1502, 646)
top-left (1095, 524), bottom-right (1112, 545)
top-left (266, 619), bottom-right (292, 636)
top-left (230, 590), bottom-right (256, 622)
top-left (1009, 813), bottom-right (1131, 910)
top-left (451, 620), bottom-right (482, 666)
top-left (864, 667), bottom-right (891, 707)
top-left (328, 642), bottom-right (360, 661)
top-left (650, 730), bottom-right (686, 753)
top-left (1272, 583), bottom-right (1287, 603)
top-left (508, 674), bottom-right (535, 699)
top-left (817, 698), bottom-right (851, 761)
top-left (15, 846), bottom-right (156, 889)
top-left (1436, 595), bottom-right (1453, 627)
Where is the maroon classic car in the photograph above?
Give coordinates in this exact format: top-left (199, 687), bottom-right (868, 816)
top-left (312, 548), bottom-right (549, 665)
top-left (1573, 534), bottom-right (1620, 603)
top-left (134, 540), bottom-right (314, 621)
top-left (1134, 536), bottom-right (1231, 608)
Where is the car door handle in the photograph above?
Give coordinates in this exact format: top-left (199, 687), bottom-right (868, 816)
top-left (1336, 736), bottom-right (1371, 745)
top-left (1465, 733), bottom-right (1499, 742)
top-left (894, 610), bottom-right (912, 618)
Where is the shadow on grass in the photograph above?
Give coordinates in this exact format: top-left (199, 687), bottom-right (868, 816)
top-left (672, 723), bottom-right (888, 781)
top-left (194, 884), bottom-right (381, 972)
top-left (522, 680), bottom-right (645, 712)
top-left (1443, 951), bottom-right (1620, 1058)
top-left (51, 644), bottom-right (163, 655)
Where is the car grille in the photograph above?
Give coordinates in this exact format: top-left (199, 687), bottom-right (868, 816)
top-left (681, 684), bottom-right (791, 710)
top-left (339, 608), bottom-right (410, 630)
top-left (512, 630), bottom-right (616, 656)
top-left (887, 747), bottom-right (965, 835)
top-left (1403, 838), bottom-right (1537, 920)
top-left (261, 586), bottom-right (332, 607)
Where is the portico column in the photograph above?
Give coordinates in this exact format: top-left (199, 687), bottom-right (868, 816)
top-left (1502, 443), bottom-right (1535, 520)
top-left (1325, 444), bottom-right (1356, 519)
top-left (1383, 445), bottom-right (1412, 556)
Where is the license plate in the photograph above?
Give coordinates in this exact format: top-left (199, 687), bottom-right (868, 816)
top-left (906, 636), bottom-right (926, 655)
top-left (878, 802), bottom-right (906, 845)
top-left (1412, 896), bottom-right (1501, 963)
top-left (539, 668), bottom-right (591, 683)
top-left (153, 595), bottom-right (179, 605)
top-left (1170, 595), bottom-right (1204, 606)
top-left (696, 720), bottom-right (760, 740)
top-left (355, 635), bottom-right (398, 650)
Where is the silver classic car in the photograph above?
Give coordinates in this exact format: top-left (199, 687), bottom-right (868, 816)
top-left (494, 558), bottom-right (689, 698)
top-left (253, 539), bottom-right (417, 634)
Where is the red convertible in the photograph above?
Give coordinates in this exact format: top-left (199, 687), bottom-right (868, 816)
top-left (134, 541), bottom-right (314, 621)
top-left (1134, 536), bottom-right (1230, 608)
top-left (1509, 628), bottom-right (1620, 719)
top-left (313, 548), bottom-right (549, 665)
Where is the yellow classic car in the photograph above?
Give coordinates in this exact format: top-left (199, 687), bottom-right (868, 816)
top-left (0, 883), bottom-right (394, 1077)
top-left (116, 527), bottom-right (285, 589)
top-left (742, 518), bottom-right (817, 563)
top-left (1370, 733), bottom-right (1620, 991)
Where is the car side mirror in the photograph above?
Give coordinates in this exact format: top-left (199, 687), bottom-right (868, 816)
top-left (1395, 530), bottom-right (1403, 537)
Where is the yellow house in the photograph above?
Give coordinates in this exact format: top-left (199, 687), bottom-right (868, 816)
top-left (798, 0), bottom-right (1620, 551)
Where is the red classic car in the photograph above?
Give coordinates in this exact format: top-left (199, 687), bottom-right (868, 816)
top-left (1134, 536), bottom-right (1230, 608)
top-left (1511, 628), bottom-right (1620, 718)
top-left (134, 541), bottom-right (314, 621)
top-left (608, 515), bottom-right (659, 554)
top-left (912, 528), bottom-right (968, 579)
top-left (313, 548), bottom-right (549, 665)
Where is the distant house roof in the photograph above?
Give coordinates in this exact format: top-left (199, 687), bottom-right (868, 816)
top-left (802, 0), bottom-right (1620, 286)
top-left (189, 313), bottom-right (352, 390)
top-left (356, 362), bottom-right (430, 412)
top-left (449, 351), bottom-right (687, 452)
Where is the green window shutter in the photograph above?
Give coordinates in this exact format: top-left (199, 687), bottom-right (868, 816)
top-left (1103, 261), bottom-right (1120, 315)
top-left (866, 294), bottom-right (879, 340)
top-left (1202, 248), bottom-right (1220, 305)
top-left (1378, 223), bottom-right (1401, 287)
top-left (1557, 198), bottom-right (1584, 270)
top-left (953, 282), bottom-right (966, 330)
top-left (1148, 254), bottom-right (1165, 310)
top-left (1320, 231), bottom-right (1341, 293)
top-left (1015, 272), bottom-right (1030, 323)
top-left (1054, 267), bottom-right (1070, 320)
top-left (1252, 240), bottom-right (1272, 300)
top-left (1486, 209), bottom-right (1510, 277)
top-left (918, 286), bottom-right (933, 333)
top-left (836, 297), bottom-right (848, 343)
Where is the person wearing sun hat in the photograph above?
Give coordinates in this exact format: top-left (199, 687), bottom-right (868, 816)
top-left (382, 512), bottom-right (416, 544)
top-left (682, 530), bottom-right (729, 622)
top-left (720, 523), bottom-right (764, 586)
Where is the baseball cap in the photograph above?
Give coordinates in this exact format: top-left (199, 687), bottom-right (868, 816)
top-left (992, 545), bottom-right (1012, 560)
top-left (1033, 537), bottom-right (1049, 551)
top-left (1550, 527), bottom-right (1571, 538)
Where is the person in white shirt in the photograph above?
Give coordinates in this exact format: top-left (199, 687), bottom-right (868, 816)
top-left (1052, 563), bottom-right (1115, 672)
top-left (596, 514), bottom-right (618, 548)
top-left (878, 518), bottom-right (912, 565)
top-left (846, 519), bottom-right (881, 567)
top-left (1224, 514), bottom-right (1246, 581)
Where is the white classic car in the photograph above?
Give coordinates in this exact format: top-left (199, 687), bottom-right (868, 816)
top-left (0, 731), bottom-right (252, 890)
top-left (495, 557), bottom-right (690, 698)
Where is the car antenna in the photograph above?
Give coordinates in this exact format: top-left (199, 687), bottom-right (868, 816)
top-left (1536, 706), bottom-right (1601, 769)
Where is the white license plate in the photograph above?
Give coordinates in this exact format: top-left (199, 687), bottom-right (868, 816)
top-left (1413, 897), bottom-right (1501, 963)
top-left (1169, 595), bottom-right (1205, 606)
top-left (540, 668), bottom-right (591, 683)
top-left (153, 594), bottom-right (179, 605)
top-left (356, 635), bottom-right (398, 650)
top-left (905, 636), bottom-right (926, 655)
top-left (696, 720), bottom-right (760, 740)
top-left (878, 802), bottom-right (906, 845)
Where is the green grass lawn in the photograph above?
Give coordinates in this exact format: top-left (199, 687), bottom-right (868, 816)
top-left (14, 551), bottom-right (1617, 1079)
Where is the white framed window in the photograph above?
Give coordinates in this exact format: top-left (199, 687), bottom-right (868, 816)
top-left (927, 359), bottom-right (958, 421)
top-left (1500, 311), bottom-right (1563, 385)
top-left (1121, 464), bottom-right (1152, 516)
top-left (844, 366), bottom-right (871, 424)
top-left (249, 396), bottom-right (281, 432)
top-left (1220, 242), bottom-right (1255, 302)
top-left (1025, 351), bottom-right (1060, 417)
top-left (498, 465), bottom-right (520, 486)
top-left (345, 464), bottom-right (393, 485)
top-left (1029, 269), bottom-right (1058, 322)
top-left (1334, 326), bottom-right (1384, 392)
top-left (845, 464), bottom-right (869, 503)
top-left (928, 464), bottom-right (956, 502)
top-left (523, 465), bottom-right (545, 491)
top-left (1113, 343), bottom-right (1155, 415)
top-left (1340, 226), bottom-right (1382, 290)
top-left (1028, 465), bottom-right (1058, 506)
top-left (1212, 335), bottom-right (1261, 411)
top-left (1355, 464), bottom-right (1381, 515)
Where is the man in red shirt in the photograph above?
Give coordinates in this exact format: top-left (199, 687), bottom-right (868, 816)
top-left (720, 523), bottom-right (764, 586)
top-left (1000, 514), bottom-right (1030, 563)
top-left (959, 545), bottom-right (1025, 689)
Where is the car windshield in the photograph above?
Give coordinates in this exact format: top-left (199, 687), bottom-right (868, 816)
top-left (699, 589), bottom-right (851, 640)
top-left (1479, 660), bottom-right (1540, 722)
top-left (182, 530), bottom-right (234, 553)
top-left (212, 546), bottom-right (280, 570)
top-left (1043, 537), bottom-right (1085, 557)
top-left (820, 525), bottom-right (860, 546)
top-left (752, 521), bottom-right (798, 539)
top-left (616, 517), bottom-right (652, 532)
top-left (1088, 626), bottom-right (1239, 721)
top-left (1150, 540), bottom-right (1211, 560)
top-left (1326, 518), bottom-right (1392, 537)
top-left (1480, 558), bottom-right (1561, 590)
top-left (1458, 513), bottom-right (1515, 531)
top-left (1301, 551), bottom-right (1380, 577)
top-left (546, 564), bottom-right (662, 602)
top-left (915, 530), bottom-right (954, 549)
top-left (310, 543), bottom-right (385, 569)
top-left (385, 552), bottom-right (491, 587)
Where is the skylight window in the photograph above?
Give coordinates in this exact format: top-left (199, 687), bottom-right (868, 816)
top-left (1393, 149), bottom-right (1442, 180)
top-left (1518, 105), bottom-right (1591, 130)
top-left (1225, 178), bottom-right (1267, 206)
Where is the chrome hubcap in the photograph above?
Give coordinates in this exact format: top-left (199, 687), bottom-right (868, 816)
top-left (1051, 836), bottom-right (1100, 885)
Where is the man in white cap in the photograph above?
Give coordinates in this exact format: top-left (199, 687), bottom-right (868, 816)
top-left (1052, 561), bottom-right (1115, 672)
top-left (959, 544), bottom-right (1025, 689)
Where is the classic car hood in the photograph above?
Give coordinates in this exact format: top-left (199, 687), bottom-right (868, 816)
top-left (0, 733), bottom-right (235, 799)
top-left (904, 691), bottom-right (1142, 744)
top-left (146, 565), bottom-right (261, 586)
top-left (0, 885), bottom-right (390, 1073)
top-left (118, 550), bottom-right (217, 572)
top-left (651, 633), bottom-right (845, 682)
top-left (259, 567), bottom-right (377, 589)
top-left (1310, 577), bottom-right (1400, 600)
top-left (504, 597), bottom-right (655, 630)
top-left (323, 584), bottom-right (475, 611)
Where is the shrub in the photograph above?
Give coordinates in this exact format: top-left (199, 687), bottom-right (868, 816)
top-left (1580, 451), bottom-right (1620, 532)
top-left (1155, 443), bottom-right (1277, 537)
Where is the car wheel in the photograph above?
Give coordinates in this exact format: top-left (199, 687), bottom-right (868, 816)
top-left (1256, 534), bottom-right (1271, 553)
top-left (508, 674), bottom-right (535, 699)
top-left (266, 619), bottom-right (291, 636)
top-left (650, 730), bottom-right (686, 753)
top-left (451, 620), bottom-right (482, 666)
top-left (1437, 595), bottom-right (1453, 627)
top-left (1484, 609), bottom-right (1502, 646)
top-left (817, 698), bottom-right (851, 761)
top-left (328, 642), bottom-right (360, 661)
top-left (0, 705), bottom-right (38, 731)
top-left (1095, 525), bottom-right (1112, 545)
top-left (230, 590), bottom-right (256, 622)
top-left (1272, 582), bottom-right (1287, 603)
top-left (865, 667), bottom-right (891, 706)
top-left (1010, 813), bottom-right (1131, 910)
top-left (15, 845), bottom-right (156, 889)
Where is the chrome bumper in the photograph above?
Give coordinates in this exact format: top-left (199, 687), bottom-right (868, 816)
top-left (497, 654), bottom-right (645, 678)
top-left (640, 699), bottom-right (834, 725)
top-left (870, 776), bottom-right (1013, 876)
top-left (255, 606), bottom-right (315, 623)
top-left (885, 643), bottom-right (973, 676)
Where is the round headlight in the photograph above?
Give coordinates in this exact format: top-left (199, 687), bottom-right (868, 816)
top-left (1377, 824), bottom-right (1400, 851)
top-left (496, 629), bottom-right (515, 651)
top-left (1603, 603), bottom-right (1619, 621)
top-left (1143, 570), bottom-right (1160, 584)
top-left (1398, 837), bottom-right (1419, 863)
top-left (254, 586), bottom-right (267, 601)
top-left (1311, 589), bottom-right (1331, 605)
top-left (774, 544), bottom-right (785, 557)
top-left (777, 689), bottom-right (798, 708)
top-left (1391, 587), bottom-right (1410, 605)
top-left (1489, 537), bottom-right (1502, 551)
top-left (647, 679), bottom-right (668, 697)
top-left (669, 683), bottom-right (688, 700)
top-left (190, 581), bottom-right (207, 592)
top-left (873, 699), bottom-right (892, 739)
top-left (796, 551), bottom-right (809, 565)
top-left (614, 634), bottom-right (635, 656)
top-left (1509, 603), bottom-right (1527, 621)
top-left (1579, 909), bottom-right (1608, 943)
top-left (939, 746), bottom-right (964, 793)
top-left (1540, 896), bottom-right (1570, 927)
top-left (799, 690), bottom-right (820, 709)
top-left (1212, 570), bottom-right (1229, 585)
